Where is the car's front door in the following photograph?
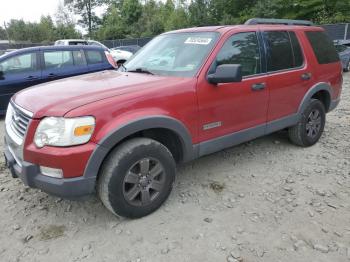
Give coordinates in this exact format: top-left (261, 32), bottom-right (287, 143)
top-left (196, 31), bottom-right (269, 151)
top-left (0, 51), bottom-right (41, 112)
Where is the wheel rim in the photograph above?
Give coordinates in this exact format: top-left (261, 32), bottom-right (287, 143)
top-left (306, 109), bottom-right (322, 139)
top-left (123, 158), bottom-right (165, 207)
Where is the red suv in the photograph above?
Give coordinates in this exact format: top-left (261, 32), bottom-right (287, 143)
top-left (4, 19), bottom-right (342, 218)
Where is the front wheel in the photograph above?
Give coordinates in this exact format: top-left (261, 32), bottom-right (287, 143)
top-left (288, 99), bottom-right (326, 147)
top-left (97, 138), bottom-right (176, 218)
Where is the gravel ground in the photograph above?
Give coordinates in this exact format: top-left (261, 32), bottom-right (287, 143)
top-left (0, 74), bottom-right (349, 262)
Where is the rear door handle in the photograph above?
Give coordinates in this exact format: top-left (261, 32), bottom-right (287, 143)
top-left (48, 73), bottom-right (58, 79)
top-left (26, 75), bottom-right (39, 80)
top-left (251, 82), bottom-right (266, 91)
top-left (301, 72), bottom-right (312, 80)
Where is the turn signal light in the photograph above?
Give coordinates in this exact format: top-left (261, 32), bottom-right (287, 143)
top-left (74, 125), bottom-right (94, 137)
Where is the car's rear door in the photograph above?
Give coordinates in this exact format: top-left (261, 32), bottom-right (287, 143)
top-left (263, 30), bottom-right (312, 123)
top-left (0, 51), bottom-right (41, 112)
top-left (41, 49), bottom-right (88, 81)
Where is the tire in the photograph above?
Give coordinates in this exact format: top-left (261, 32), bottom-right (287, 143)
top-left (288, 99), bottom-right (326, 147)
top-left (97, 137), bottom-right (176, 218)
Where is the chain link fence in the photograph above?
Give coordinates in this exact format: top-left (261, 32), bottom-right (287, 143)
top-left (101, 37), bottom-right (152, 48)
top-left (322, 23), bottom-right (350, 41)
top-left (1, 23), bottom-right (349, 52)
top-left (0, 37), bottom-right (153, 52)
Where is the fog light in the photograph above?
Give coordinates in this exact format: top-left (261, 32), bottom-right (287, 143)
top-left (40, 166), bottom-right (63, 178)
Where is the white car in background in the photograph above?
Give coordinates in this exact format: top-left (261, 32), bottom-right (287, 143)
top-left (54, 39), bottom-right (132, 65)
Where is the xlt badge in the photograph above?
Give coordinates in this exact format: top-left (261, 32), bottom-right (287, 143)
top-left (203, 121), bottom-right (222, 130)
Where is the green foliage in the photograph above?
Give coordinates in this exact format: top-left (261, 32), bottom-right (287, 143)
top-left (1, 0), bottom-right (350, 42)
top-left (0, 16), bottom-right (81, 43)
top-left (64, 0), bottom-right (107, 36)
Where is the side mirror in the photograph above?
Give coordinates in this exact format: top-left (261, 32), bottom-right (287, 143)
top-left (207, 64), bottom-right (242, 85)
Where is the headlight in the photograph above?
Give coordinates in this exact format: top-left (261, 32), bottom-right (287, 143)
top-left (34, 116), bottom-right (95, 148)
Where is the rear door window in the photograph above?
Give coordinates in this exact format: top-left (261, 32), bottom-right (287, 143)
top-left (306, 31), bottom-right (339, 64)
top-left (72, 50), bottom-right (87, 66)
top-left (44, 51), bottom-right (73, 69)
top-left (264, 31), bottom-right (304, 72)
top-left (0, 53), bottom-right (38, 75)
top-left (85, 50), bottom-right (104, 64)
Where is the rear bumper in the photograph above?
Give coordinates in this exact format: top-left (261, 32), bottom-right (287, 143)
top-left (3, 141), bottom-right (96, 199)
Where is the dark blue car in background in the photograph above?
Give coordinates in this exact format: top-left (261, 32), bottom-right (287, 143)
top-left (0, 45), bottom-right (115, 114)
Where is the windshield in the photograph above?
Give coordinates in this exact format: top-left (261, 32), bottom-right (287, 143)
top-left (122, 32), bottom-right (219, 77)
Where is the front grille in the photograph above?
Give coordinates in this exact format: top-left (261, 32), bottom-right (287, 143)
top-left (10, 103), bottom-right (32, 138)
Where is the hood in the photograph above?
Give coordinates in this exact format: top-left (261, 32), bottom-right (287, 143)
top-left (13, 70), bottom-right (190, 118)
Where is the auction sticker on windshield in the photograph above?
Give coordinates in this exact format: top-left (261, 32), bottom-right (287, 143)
top-left (184, 37), bottom-right (212, 45)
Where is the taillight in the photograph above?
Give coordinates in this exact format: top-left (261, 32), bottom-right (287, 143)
top-left (105, 51), bottom-right (117, 68)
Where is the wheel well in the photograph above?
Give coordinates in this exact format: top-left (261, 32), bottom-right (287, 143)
top-left (311, 90), bottom-right (331, 112)
top-left (111, 128), bottom-right (183, 163)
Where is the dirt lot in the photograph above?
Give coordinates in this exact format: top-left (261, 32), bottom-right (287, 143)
top-left (0, 75), bottom-right (349, 262)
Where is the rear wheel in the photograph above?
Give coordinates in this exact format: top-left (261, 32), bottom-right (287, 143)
top-left (97, 138), bottom-right (176, 218)
top-left (288, 99), bottom-right (326, 147)
top-left (344, 60), bottom-right (350, 72)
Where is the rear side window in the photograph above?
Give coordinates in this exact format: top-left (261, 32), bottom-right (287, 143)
top-left (44, 51), bottom-right (73, 69)
top-left (264, 31), bottom-right (304, 72)
top-left (72, 50), bottom-right (86, 66)
top-left (306, 31), bottom-right (339, 64)
top-left (86, 50), bottom-right (104, 64)
top-left (289, 32), bottom-right (304, 67)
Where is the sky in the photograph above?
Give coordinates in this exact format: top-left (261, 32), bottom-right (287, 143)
top-left (0, 0), bottom-right (61, 26)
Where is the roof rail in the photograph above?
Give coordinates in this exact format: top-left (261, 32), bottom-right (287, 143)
top-left (245, 18), bottom-right (313, 26)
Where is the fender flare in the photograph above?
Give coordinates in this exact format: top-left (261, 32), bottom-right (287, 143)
top-left (83, 116), bottom-right (197, 179)
top-left (297, 82), bottom-right (332, 119)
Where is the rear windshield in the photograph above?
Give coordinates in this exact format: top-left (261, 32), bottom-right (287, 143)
top-left (306, 31), bottom-right (339, 64)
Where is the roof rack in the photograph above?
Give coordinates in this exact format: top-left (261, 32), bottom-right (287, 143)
top-left (245, 18), bottom-right (313, 26)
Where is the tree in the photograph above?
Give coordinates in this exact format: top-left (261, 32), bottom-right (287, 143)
top-left (55, 1), bottom-right (76, 26)
top-left (0, 26), bottom-right (7, 40)
top-left (64, 0), bottom-right (106, 37)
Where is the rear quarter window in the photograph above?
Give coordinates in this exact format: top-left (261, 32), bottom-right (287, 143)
top-left (306, 31), bottom-right (339, 64)
top-left (85, 50), bottom-right (104, 64)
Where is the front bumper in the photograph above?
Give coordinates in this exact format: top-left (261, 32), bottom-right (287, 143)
top-left (4, 139), bottom-right (96, 199)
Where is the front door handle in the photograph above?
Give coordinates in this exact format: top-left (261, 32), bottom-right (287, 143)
top-left (251, 82), bottom-right (266, 91)
top-left (301, 72), bottom-right (312, 80)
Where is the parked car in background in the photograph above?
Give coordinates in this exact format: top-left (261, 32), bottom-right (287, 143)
top-left (55, 39), bottom-right (131, 65)
top-left (335, 44), bottom-right (350, 72)
top-left (0, 45), bottom-right (115, 114)
top-left (54, 39), bottom-right (108, 50)
top-left (110, 48), bottom-right (133, 66)
top-left (114, 45), bottom-right (141, 54)
top-left (0, 49), bottom-right (18, 56)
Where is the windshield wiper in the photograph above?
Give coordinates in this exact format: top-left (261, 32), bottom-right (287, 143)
top-left (127, 68), bottom-right (154, 75)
